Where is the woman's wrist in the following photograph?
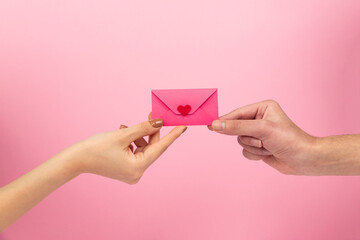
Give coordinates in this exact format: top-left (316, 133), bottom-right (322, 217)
top-left (54, 144), bottom-right (86, 181)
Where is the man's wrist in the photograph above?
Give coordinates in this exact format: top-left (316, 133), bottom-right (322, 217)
top-left (308, 135), bottom-right (360, 175)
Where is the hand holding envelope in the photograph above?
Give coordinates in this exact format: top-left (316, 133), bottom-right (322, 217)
top-left (152, 88), bottom-right (219, 126)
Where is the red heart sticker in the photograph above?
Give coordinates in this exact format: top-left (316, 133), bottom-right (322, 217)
top-left (177, 105), bottom-right (191, 116)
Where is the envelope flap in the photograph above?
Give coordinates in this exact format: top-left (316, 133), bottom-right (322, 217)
top-left (152, 88), bottom-right (217, 115)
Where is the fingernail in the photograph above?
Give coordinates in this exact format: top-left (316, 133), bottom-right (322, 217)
top-left (120, 125), bottom-right (128, 129)
top-left (212, 120), bottom-right (225, 131)
top-left (251, 139), bottom-right (262, 148)
top-left (149, 118), bottom-right (163, 128)
top-left (148, 112), bottom-right (152, 120)
top-left (182, 126), bottom-right (188, 133)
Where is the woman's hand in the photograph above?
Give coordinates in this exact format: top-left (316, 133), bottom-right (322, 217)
top-left (0, 115), bottom-right (186, 231)
top-left (67, 114), bottom-right (187, 184)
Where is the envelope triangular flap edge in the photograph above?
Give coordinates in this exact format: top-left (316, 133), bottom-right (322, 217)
top-left (152, 88), bottom-right (217, 115)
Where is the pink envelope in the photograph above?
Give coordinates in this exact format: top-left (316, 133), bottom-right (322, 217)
top-left (151, 88), bottom-right (218, 126)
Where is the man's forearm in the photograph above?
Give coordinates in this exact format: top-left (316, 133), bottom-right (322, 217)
top-left (311, 135), bottom-right (360, 175)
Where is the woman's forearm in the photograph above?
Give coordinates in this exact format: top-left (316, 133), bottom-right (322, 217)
top-left (0, 147), bottom-right (79, 231)
top-left (0, 119), bottom-right (185, 231)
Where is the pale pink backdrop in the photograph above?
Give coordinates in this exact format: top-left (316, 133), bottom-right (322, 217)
top-left (1, 0), bottom-right (360, 239)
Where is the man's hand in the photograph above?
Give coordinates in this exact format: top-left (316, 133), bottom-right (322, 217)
top-left (209, 100), bottom-right (360, 175)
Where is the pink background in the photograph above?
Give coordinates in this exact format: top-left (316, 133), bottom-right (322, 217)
top-left (1, 0), bottom-right (360, 239)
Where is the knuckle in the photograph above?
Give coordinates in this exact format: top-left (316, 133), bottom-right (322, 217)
top-left (117, 128), bottom-right (129, 139)
top-left (264, 99), bottom-right (278, 106)
top-left (265, 121), bottom-right (277, 134)
top-left (140, 123), bottom-right (151, 135)
top-left (259, 119), bottom-right (275, 132)
top-left (257, 120), bottom-right (268, 132)
top-left (145, 151), bottom-right (155, 161)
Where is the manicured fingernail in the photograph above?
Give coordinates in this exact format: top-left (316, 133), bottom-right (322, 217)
top-left (182, 126), bottom-right (188, 133)
top-left (149, 118), bottom-right (163, 128)
top-left (212, 120), bottom-right (225, 131)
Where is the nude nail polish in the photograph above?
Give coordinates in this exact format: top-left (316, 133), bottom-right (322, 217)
top-left (149, 118), bottom-right (163, 128)
top-left (182, 126), bottom-right (188, 133)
